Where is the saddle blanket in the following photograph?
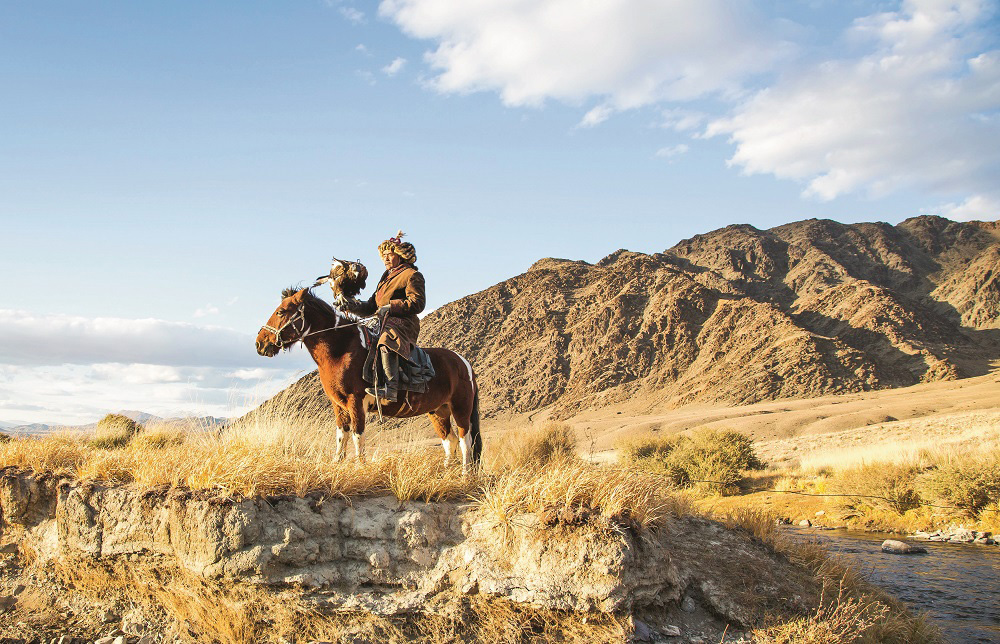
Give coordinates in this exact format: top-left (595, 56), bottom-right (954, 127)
top-left (362, 344), bottom-right (436, 394)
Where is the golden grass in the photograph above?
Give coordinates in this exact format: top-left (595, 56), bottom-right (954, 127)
top-left (489, 421), bottom-right (576, 471)
top-left (55, 559), bottom-right (627, 644)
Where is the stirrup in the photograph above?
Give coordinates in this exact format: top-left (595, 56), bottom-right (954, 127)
top-left (365, 386), bottom-right (397, 402)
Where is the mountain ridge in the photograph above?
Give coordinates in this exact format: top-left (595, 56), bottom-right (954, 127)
top-left (251, 215), bottom-right (1000, 424)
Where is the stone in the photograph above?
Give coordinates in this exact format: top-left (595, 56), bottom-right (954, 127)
top-left (136, 637), bottom-right (157, 644)
top-left (99, 608), bottom-right (120, 623)
top-left (0, 542), bottom-right (18, 554)
top-left (814, 510), bottom-right (825, 517)
top-left (632, 618), bottom-right (654, 641)
top-left (948, 528), bottom-right (976, 543)
top-left (94, 638), bottom-right (115, 644)
top-left (662, 624), bottom-right (682, 637)
top-left (881, 540), bottom-right (927, 554)
top-left (798, 519), bottom-right (811, 527)
top-left (680, 596), bottom-right (697, 613)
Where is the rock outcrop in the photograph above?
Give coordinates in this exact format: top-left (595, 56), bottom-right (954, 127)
top-left (0, 468), bottom-right (819, 625)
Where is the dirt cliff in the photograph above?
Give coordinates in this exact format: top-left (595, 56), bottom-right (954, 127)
top-left (255, 215), bottom-right (1000, 421)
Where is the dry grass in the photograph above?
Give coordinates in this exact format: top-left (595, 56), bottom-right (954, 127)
top-left (54, 559), bottom-right (627, 644)
top-left (489, 421), bottom-right (576, 471)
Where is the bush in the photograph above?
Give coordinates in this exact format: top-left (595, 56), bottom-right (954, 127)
top-left (919, 454), bottom-right (1000, 518)
top-left (830, 463), bottom-right (922, 515)
top-left (619, 430), bottom-right (766, 495)
top-left (92, 413), bottom-right (143, 449)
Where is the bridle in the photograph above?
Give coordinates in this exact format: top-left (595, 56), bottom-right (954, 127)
top-left (260, 300), bottom-right (377, 350)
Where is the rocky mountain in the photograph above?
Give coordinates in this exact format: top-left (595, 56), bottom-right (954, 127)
top-left (258, 215), bottom-right (1000, 421)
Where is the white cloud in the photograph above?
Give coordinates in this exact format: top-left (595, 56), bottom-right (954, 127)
top-left (382, 57), bottom-right (408, 76)
top-left (578, 105), bottom-right (614, 128)
top-left (380, 0), bottom-right (999, 213)
top-left (340, 7), bottom-right (366, 24)
top-left (227, 368), bottom-right (273, 381)
top-left (655, 143), bottom-right (690, 159)
top-left (0, 310), bottom-right (261, 368)
top-left (91, 363), bottom-right (185, 385)
top-left (929, 193), bottom-right (1000, 220)
top-left (707, 0), bottom-right (1000, 204)
top-left (379, 0), bottom-right (791, 110)
top-left (660, 108), bottom-right (706, 132)
top-left (0, 310), bottom-right (316, 426)
top-left (193, 304), bottom-right (220, 318)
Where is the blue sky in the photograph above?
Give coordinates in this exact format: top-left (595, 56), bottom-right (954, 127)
top-left (1, 0), bottom-right (997, 425)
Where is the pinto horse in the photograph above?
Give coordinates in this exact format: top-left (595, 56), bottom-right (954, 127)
top-left (255, 287), bottom-right (483, 471)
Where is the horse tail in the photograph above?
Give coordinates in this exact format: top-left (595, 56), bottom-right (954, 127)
top-left (470, 379), bottom-right (483, 467)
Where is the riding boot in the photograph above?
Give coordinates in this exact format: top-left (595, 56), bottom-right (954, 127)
top-left (365, 346), bottom-right (399, 402)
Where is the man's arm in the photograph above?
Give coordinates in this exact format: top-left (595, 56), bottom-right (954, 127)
top-left (389, 271), bottom-right (426, 316)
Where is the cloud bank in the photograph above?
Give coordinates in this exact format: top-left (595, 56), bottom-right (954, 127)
top-left (379, 0), bottom-right (1000, 218)
top-left (0, 311), bottom-right (313, 425)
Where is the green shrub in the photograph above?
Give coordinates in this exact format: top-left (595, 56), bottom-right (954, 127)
top-left (830, 463), bottom-right (922, 515)
top-left (619, 430), bottom-right (766, 495)
top-left (919, 455), bottom-right (1000, 518)
top-left (91, 413), bottom-right (143, 449)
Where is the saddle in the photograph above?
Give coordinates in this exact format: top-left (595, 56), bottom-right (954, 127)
top-left (359, 324), bottom-right (436, 394)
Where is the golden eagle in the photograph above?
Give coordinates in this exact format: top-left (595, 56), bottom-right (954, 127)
top-left (314, 257), bottom-right (368, 306)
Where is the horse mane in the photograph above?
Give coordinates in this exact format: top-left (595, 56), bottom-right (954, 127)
top-left (286, 286), bottom-right (362, 325)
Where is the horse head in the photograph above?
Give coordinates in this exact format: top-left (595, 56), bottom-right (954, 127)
top-left (256, 287), bottom-right (309, 357)
top-left (315, 257), bottom-right (368, 306)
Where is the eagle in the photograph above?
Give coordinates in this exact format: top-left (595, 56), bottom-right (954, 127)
top-left (314, 257), bottom-right (369, 307)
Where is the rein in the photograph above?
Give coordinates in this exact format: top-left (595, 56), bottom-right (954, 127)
top-left (260, 301), bottom-right (377, 350)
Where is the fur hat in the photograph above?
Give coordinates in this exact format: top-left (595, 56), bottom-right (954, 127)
top-left (378, 230), bottom-right (417, 264)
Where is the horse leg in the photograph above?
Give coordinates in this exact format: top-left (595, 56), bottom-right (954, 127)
top-left (334, 405), bottom-right (350, 462)
top-left (427, 406), bottom-right (454, 466)
top-left (348, 394), bottom-right (366, 461)
top-left (450, 386), bottom-right (482, 475)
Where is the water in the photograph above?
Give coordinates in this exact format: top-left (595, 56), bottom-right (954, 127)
top-left (786, 527), bottom-right (1000, 643)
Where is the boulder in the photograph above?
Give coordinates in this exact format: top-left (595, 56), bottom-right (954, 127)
top-left (881, 539), bottom-right (927, 554)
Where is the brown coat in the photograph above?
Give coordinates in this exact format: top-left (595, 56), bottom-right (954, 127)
top-left (349, 264), bottom-right (425, 359)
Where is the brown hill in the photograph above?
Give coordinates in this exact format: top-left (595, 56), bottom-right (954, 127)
top-left (250, 215), bottom-right (1000, 424)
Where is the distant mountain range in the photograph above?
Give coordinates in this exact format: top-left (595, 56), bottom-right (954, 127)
top-left (2, 411), bottom-right (228, 436)
top-left (248, 215), bottom-right (999, 424)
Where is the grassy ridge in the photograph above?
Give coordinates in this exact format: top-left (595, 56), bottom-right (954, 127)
top-left (0, 416), bottom-right (941, 642)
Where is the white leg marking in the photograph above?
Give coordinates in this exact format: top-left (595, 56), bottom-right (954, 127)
top-left (442, 438), bottom-right (452, 466)
top-left (353, 432), bottom-right (365, 460)
top-left (335, 426), bottom-right (346, 462)
top-left (459, 433), bottom-right (469, 474)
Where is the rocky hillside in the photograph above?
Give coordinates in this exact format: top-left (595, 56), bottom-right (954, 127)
top-left (260, 215), bottom-right (1000, 420)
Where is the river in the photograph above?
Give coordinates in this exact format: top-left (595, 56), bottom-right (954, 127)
top-left (786, 527), bottom-right (1000, 643)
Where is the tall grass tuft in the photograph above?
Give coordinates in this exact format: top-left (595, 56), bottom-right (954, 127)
top-left (830, 463), bottom-right (922, 515)
top-left (490, 421), bottom-right (577, 470)
top-left (91, 413), bottom-right (143, 449)
top-left (918, 446), bottom-right (1000, 518)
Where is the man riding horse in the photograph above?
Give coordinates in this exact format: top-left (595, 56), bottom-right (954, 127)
top-left (344, 231), bottom-right (425, 402)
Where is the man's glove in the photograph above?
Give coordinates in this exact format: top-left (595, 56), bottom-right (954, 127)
top-left (377, 304), bottom-right (391, 317)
